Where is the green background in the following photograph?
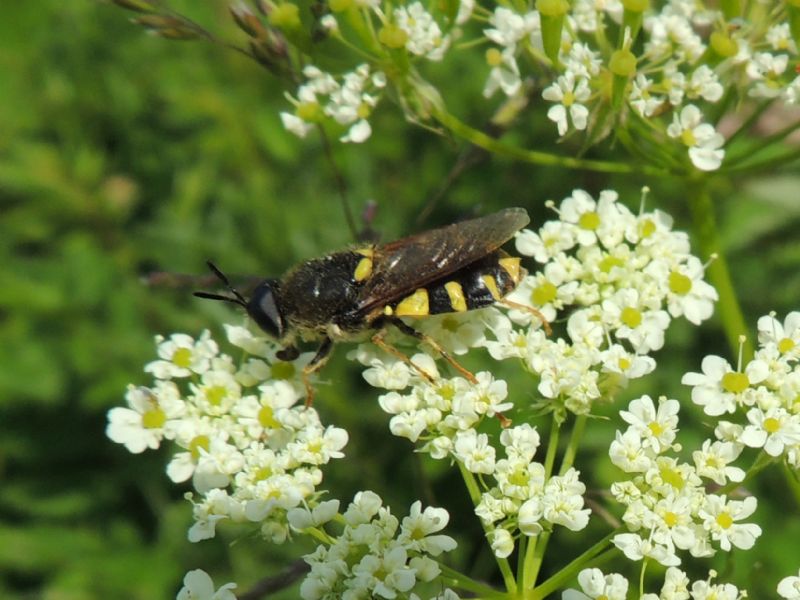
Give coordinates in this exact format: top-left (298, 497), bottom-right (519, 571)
top-left (2, 2), bottom-right (800, 598)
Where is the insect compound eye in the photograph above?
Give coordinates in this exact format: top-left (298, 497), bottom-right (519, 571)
top-left (247, 280), bottom-right (285, 340)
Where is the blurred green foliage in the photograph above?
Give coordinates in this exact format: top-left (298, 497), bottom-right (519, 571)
top-left (2, 1), bottom-right (800, 599)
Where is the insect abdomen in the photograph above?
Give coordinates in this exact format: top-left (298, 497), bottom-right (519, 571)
top-left (390, 251), bottom-right (523, 317)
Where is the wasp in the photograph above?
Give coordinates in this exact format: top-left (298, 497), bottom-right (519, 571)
top-left (195, 207), bottom-right (539, 401)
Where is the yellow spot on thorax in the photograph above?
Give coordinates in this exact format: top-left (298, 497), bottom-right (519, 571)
top-left (354, 257), bottom-right (373, 281)
top-left (395, 288), bottom-right (430, 316)
top-left (444, 281), bottom-right (467, 312)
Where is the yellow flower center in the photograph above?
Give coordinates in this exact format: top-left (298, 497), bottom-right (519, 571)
top-left (205, 385), bottom-right (227, 406)
top-left (578, 211), bottom-right (600, 230)
top-left (486, 48), bottom-right (503, 67)
top-left (532, 281), bottom-right (557, 306)
top-left (271, 362), bottom-right (296, 380)
top-left (621, 306), bottom-right (642, 328)
top-left (172, 347), bottom-right (193, 368)
top-left (716, 512), bottom-right (733, 529)
top-left (721, 371), bottom-right (749, 394)
top-left (681, 128), bottom-right (697, 147)
top-left (660, 465), bottom-right (684, 490)
top-left (599, 255), bottom-right (624, 273)
top-left (141, 407), bottom-right (166, 429)
top-left (648, 421), bottom-right (664, 436)
top-left (618, 357), bottom-right (631, 370)
top-left (189, 435), bottom-right (210, 459)
top-left (258, 405), bottom-right (281, 429)
top-left (763, 417), bottom-right (781, 434)
top-left (664, 511), bottom-right (678, 527)
top-left (639, 218), bottom-right (656, 239)
top-left (562, 90), bottom-right (575, 107)
top-left (255, 466), bottom-right (273, 480)
top-left (668, 271), bottom-right (692, 295)
top-left (778, 337), bottom-right (795, 354)
top-left (297, 101), bottom-right (323, 122)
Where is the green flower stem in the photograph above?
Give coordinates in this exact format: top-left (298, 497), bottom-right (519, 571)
top-left (724, 116), bottom-right (800, 168)
top-left (638, 557), bottom-right (650, 598)
top-left (528, 531), bottom-right (619, 599)
top-left (718, 450), bottom-right (774, 495)
top-left (544, 415), bottom-right (562, 478)
top-left (559, 414), bottom-right (587, 476)
top-left (438, 563), bottom-right (508, 599)
top-left (725, 144), bottom-right (800, 176)
top-left (457, 461), bottom-right (518, 596)
top-left (522, 530), bottom-right (550, 592)
top-left (687, 185), bottom-right (753, 361)
top-left (430, 107), bottom-right (671, 176)
top-left (520, 416), bottom-right (563, 591)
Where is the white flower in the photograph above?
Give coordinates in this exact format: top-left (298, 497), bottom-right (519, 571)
top-left (483, 47), bottom-right (521, 98)
top-left (740, 406), bottom-right (800, 457)
top-left (692, 439), bottom-right (744, 485)
top-left (398, 502), bottom-right (457, 556)
top-left (620, 395), bottom-right (680, 453)
top-left (288, 499), bottom-right (340, 530)
top-left (612, 532), bottom-right (680, 567)
top-left (490, 528), bottom-right (514, 558)
top-left (758, 311), bottom-right (800, 361)
top-left (542, 469), bottom-right (591, 531)
top-left (609, 428), bottom-right (654, 473)
top-left (107, 384), bottom-right (184, 453)
top-left (698, 495), bottom-right (762, 552)
top-left (562, 568), bottom-right (628, 600)
top-left (146, 332), bottom-right (218, 379)
top-left (630, 74), bottom-right (663, 117)
top-left (647, 255), bottom-right (717, 326)
top-left (686, 65), bottom-right (723, 103)
top-left (177, 569), bottom-right (237, 600)
top-left (453, 429), bottom-right (496, 473)
top-left (682, 354), bottom-right (768, 416)
top-left (778, 569), bottom-right (800, 600)
top-left (542, 73), bottom-right (591, 136)
top-left (394, 2), bottom-right (450, 61)
top-left (746, 52), bottom-right (789, 98)
top-left (689, 579), bottom-right (743, 600)
top-left (666, 104), bottom-right (725, 171)
top-left (484, 7), bottom-right (534, 48)
top-left (515, 221), bottom-right (576, 263)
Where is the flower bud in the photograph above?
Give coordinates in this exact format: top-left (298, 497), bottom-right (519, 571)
top-left (536, 0), bottom-right (568, 65)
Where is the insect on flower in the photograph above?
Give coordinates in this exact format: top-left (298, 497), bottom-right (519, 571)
top-left (195, 208), bottom-right (544, 401)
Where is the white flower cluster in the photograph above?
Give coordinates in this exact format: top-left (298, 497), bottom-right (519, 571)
top-left (177, 569), bottom-right (237, 600)
top-left (683, 311), bottom-right (800, 467)
top-left (392, 2), bottom-right (450, 61)
top-left (610, 395), bottom-right (761, 568)
top-left (476, 425), bottom-right (590, 558)
top-left (107, 326), bottom-right (348, 543)
top-left (477, 2), bottom-right (798, 170)
top-left (563, 566), bottom-right (747, 600)
top-left (300, 491), bottom-right (459, 600)
top-left (281, 64), bottom-right (387, 143)
top-left (483, 188), bottom-right (716, 415)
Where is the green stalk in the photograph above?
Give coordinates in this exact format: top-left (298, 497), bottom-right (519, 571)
top-left (528, 531), bottom-right (619, 599)
top-left (458, 462), bottom-right (518, 596)
top-left (687, 185), bottom-right (753, 361)
top-left (718, 450), bottom-right (774, 495)
top-left (438, 563), bottom-right (508, 599)
top-left (431, 108), bottom-right (671, 177)
top-left (559, 414), bottom-right (587, 476)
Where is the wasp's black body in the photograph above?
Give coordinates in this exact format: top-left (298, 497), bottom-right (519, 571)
top-left (196, 208), bottom-right (530, 397)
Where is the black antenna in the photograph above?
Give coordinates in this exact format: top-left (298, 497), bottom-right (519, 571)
top-left (193, 261), bottom-right (247, 308)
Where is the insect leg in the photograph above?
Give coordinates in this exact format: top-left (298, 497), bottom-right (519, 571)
top-left (498, 299), bottom-right (552, 336)
top-left (386, 317), bottom-right (479, 385)
top-left (302, 337), bottom-right (334, 406)
top-left (370, 328), bottom-right (437, 385)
